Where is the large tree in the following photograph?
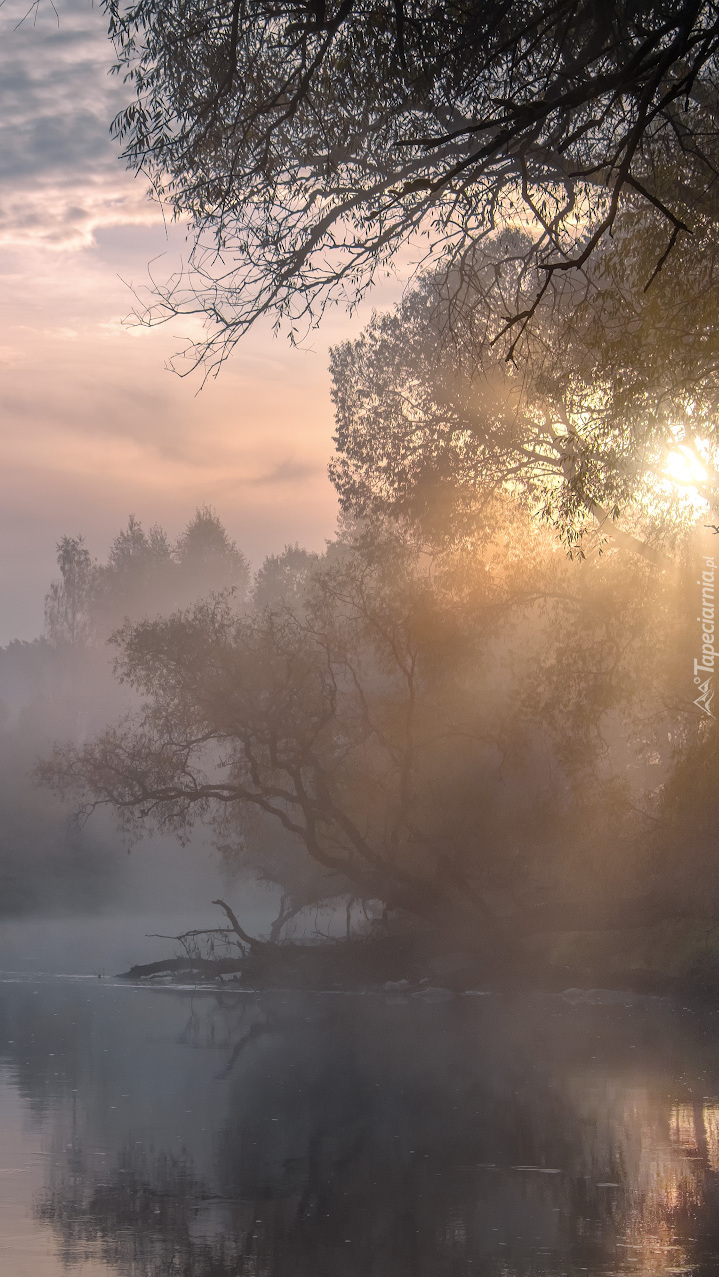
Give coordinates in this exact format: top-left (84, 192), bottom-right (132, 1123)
top-left (330, 221), bottom-right (719, 557)
top-left (39, 512), bottom-right (694, 950)
top-left (107, 0), bottom-right (719, 367)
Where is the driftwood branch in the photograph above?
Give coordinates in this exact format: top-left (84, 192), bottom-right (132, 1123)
top-left (211, 898), bottom-right (265, 949)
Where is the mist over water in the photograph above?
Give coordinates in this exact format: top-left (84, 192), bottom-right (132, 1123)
top-left (2, 978), bottom-right (719, 1277)
top-left (0, 897), bottom-right (278, 980)
top-left (0, 789), bottom-right (279, 977)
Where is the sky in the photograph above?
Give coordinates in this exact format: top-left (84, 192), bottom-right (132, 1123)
top-left (0, 0), bottom-right (400, 644)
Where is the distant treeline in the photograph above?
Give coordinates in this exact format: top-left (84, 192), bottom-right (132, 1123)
top-left (0, 508), bottom-right (261, 919)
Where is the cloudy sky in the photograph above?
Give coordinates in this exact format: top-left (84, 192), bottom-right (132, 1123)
top-left (0, 0), bottom-right (399, 643)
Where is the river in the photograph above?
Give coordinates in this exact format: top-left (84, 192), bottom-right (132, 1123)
top-left (0, 975), bottom-right (718, 1275)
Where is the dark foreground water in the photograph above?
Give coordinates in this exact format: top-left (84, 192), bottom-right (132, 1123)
top-left (2, 978), bottom-right (719, 1276)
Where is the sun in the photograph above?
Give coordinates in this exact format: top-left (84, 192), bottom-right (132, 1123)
top-left (662, 444), bottom-right (710, 515)
top-left (664, 445), bottom-right (708, 486)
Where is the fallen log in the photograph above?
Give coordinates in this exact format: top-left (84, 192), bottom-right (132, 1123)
top-left (117, 931), bottom-right (449, 988)
top-left (118, 956), bottom-right (246, 980)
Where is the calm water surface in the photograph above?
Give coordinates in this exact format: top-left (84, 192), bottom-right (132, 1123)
top-left (1, 976), bottom-right (719, 1276)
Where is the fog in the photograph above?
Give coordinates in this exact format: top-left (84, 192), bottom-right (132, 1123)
top-left (0, 509), bottom-right (288, 977)
top-left (4, 2), bottom-right (719, 1269)
top-left (1, 451), bottom-right (716, 993)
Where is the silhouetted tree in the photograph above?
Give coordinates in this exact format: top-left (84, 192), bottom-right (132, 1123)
top-left (93, 516), bottom-right (174, 633)
top-left (45, 537), bottom-right (96, 647)
top-left (330, 245), bottom-right (719, 557)
top-left (107, 0), bottom-right (719, 367)
top-left (253, 544), bottom-right (320, 611)
top-left (174, 505), bottom-right (250, 607)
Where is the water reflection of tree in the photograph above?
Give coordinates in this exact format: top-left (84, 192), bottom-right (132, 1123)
top-left (37, 1144), bottom-right (252, 1277)
top-left (7, 989), bottom-right (719, 1276)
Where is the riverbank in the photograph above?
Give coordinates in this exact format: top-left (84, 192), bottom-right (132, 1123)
top-left (117, 918), bottom-right (719, 1000)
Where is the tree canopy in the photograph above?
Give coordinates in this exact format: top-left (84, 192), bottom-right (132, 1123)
top-left (40, 505), bottom-right (700, 949)
top-left (106, 0), bottom-right (719, 367)
top-left (330, 220), bottom-right (719, 556)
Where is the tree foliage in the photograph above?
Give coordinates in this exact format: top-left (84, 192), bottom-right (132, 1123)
top-left (44, 537), bottom-right (95, 647)
top-left (330, 224), bottom-right (719, 556)
top-left (106, 0), bottom-right (719, 367)
top-left (40, 509), bottom-right (696, 946)
top-left (252, 543), bottom-right (320, 611)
